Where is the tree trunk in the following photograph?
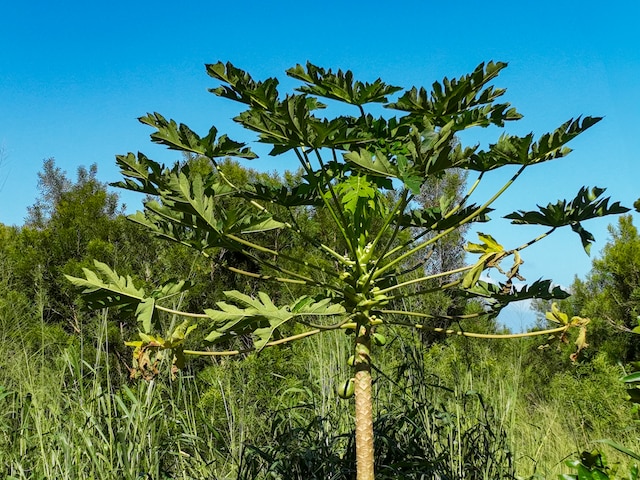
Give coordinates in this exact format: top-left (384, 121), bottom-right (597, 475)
top-left (354, 330), bottom-right (374, 480)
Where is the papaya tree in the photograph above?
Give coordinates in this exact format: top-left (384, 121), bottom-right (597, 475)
top-left (67, 61), bottom-right (628, 479)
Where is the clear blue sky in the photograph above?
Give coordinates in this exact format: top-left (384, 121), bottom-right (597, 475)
top-left (1, 0), bottom-right (639, 327)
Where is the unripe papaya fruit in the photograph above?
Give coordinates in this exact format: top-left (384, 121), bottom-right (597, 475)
top-left (372, 332), bottom-right (387, 346)
top-left (336, 378), bottom-right (355, 399)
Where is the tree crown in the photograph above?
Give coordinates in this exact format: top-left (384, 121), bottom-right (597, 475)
top-left (67, 60), bottom-right (627, 371)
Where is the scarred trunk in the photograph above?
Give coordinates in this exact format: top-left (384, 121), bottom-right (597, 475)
top-left (354, 330), bottom-right (374, 480)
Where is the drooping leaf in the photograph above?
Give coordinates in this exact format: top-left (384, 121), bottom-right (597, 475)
top-left (571, 222), bottom-right (596, 255)
top-left (572, 323), bottom-right (589, 361)
top-left (505, 186), bottom-right (629, 253)
top-left (465, 232), bottom-right (504, 256)
top-left (463, 279), bottom-right (570, 312)
top-left (546, 302), bottom-right (569, 325)
top-left (461, 262), bottom-right (484, 289)
top-left (460, 233), bottom-right (507, 289)
top-left (169, 320), bottom-right (198, 344)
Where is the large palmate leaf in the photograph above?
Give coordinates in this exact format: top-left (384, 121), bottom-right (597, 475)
top-left (243, 182), bottom-right (323, 207)
top-left (385, 119), bottom-right (481, 179)
top-left (463, 279), bottom-right (570, 313)
top-left (344, 118), bottom-right (465, 184)
top-left (139, 112), bottom-right (256, 159)
top-left (111, 153), bottom-right (165, 195)
top-left (505, 186), bottom-right (629, 254)
top-left (397, 204), bottom-right (492, 231)
top-left (466, 117), bottom-right (602, 171)
top-left (235, 95), bottom-right (338, 153)
top-left (113, 156), bottom-right (286, 250)
top-left (205, 291), bottom-right (345, 350)
top-left (133, 201), bottom-right (284, 251)
top-left (287, 62), bottom-right (402, 105)
top-left (343, 148), bottom-right (399, 178)
top-left (332, 175), bottom-right (385, 216)
top-left (206, 61), bottom-right (282, 111)
top-left (112, 152), bottom-right (235, 198)
top-left (66, 260), bottom-right (145, 310)
top-left (386, 61), bottom-right (522, 128)
top-left (66, 261), bottom-right (190, 332)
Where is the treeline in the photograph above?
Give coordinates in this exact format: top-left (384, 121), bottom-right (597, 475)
top-left (0, 158), bottom-right (638, 479)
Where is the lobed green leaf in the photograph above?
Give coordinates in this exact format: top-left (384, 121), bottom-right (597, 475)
top-left (287, 62), bottom-right (402, 105)
top-left (505, 186), bottom-right (629, 254)
top-left (139, 112), bottom-right (256, 159)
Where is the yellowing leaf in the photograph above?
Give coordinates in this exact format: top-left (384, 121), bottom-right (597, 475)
top-left (478, 233), bottom-right (503, 252)
top-left (465, 232), bottom-right (504, 256)
top-left (570, 326), bottom-right (589, 362)
top-left (545, 302), bottom-right (569, 325)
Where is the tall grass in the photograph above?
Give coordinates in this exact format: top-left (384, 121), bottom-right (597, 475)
top-left (0, 303), bottom-right (228, 479)
top-left (421, 333), bottom-right (640, 478)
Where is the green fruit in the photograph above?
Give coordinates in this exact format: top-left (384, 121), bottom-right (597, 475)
top-left (336, 378), bottom-right (355, 399)
top-left (347, 355), bottom-right (356, 366)
top-left (373, 332), bottom-right (387, 346)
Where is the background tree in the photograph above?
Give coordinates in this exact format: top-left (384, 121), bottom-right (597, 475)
top-left (68, 61), bottom-right (626, 480)
top-left (6, 159), bottom-right (121, 326)
top-left (413, 169), bottom-right (472, 343)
